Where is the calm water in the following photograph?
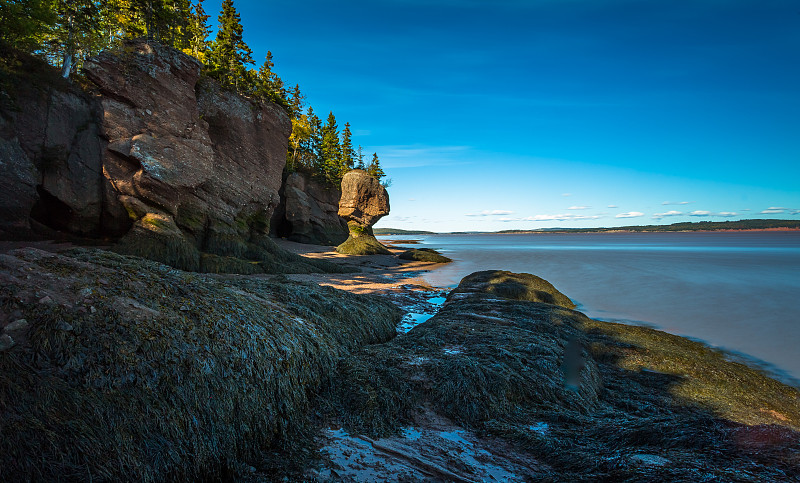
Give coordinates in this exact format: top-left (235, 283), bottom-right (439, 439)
top-left (381, 231), bottom-right (800, 385)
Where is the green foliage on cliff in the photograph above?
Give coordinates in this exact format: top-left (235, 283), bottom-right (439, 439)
top-left (2, 0), bottom-right (390, 191)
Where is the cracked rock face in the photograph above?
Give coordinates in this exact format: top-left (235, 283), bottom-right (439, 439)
top-left (336, 170), bottom-right (391, 255)
top-left (1, 39), bottom-right (294, 271)
top-left (83, 40), bottom-right (291, 265)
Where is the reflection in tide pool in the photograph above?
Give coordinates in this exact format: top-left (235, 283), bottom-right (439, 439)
top-left (381, 231), bottom-right (800, 385)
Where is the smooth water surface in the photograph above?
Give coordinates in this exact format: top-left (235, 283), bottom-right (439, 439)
top-left (382, 231), bottom-right (800, 384)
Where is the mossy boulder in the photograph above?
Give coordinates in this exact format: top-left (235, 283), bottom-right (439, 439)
top-left (447, 270), bottom-right (575, 309)
top-left (322, 270), bottom-right (800, 480)
top-left (0, 247), bottom-right (402, 481)
top-left (398, 248), bottom-right (452, 263)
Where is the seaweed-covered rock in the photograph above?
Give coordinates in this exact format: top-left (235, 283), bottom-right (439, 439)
top-left (447, 270), bottom-right (575, 309)
top-left (398, 248), bottom-right (452, 263)
top-left (0, 247), bottom-right (402, 481)
top-left (322, 270), bottom-right (800, 481)
top-left (336, 170), bottom-right (391, 255)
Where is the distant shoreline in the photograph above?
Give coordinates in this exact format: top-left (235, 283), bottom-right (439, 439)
top-left (375, 218), bottom-right (800, 236)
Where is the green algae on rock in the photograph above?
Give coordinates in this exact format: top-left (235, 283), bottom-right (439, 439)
top-left (0, 247), bottom-right (402, 481)
top-left (398, 248), bottom-right (452, 263)
top-left (321, 270), bottom-right (800, 481)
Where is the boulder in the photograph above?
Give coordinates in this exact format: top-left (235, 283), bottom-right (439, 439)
top-left (398, 248), bottom-right (452, 263)
top-left (336, 169), bottom-right (391, 255)
top-left (274, 172), bottom-right (348, 245)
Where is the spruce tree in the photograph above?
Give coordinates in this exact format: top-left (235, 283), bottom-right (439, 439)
top-left (209, 0), bottom-right (253, 90)
top-left (320, 112), bottom-right (342, 185)
top-left (366, 153), bottom-right (385, 180)
top-left (340, 122), bottom-right (355, 173)
top-left (288, 84), bottom-right (304, 119)
top-left (356, 146), bottom-right (366, 170)
top-left (307, 108), bottom-right (323, 172)
top-left (186, 0), bottom-right (211, 60)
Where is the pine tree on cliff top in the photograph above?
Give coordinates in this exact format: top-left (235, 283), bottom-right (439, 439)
top-left (208, 0), bottom-right (253, 90)
top-left (340, 122), bottom-right (356, 172)
top-left (186, 0), bottom-right (211, 60)
top-left (320, 112), bottom-right (342, 185)
top-left (367, 152), bottom-right (386, 180)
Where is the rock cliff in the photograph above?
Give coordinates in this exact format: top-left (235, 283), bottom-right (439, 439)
top-left (271, 172), bottom-right (348, 246)
top-left (0, 40), bottom-right (343, 273)
top-left (336, 169), bottom-right (391, 255)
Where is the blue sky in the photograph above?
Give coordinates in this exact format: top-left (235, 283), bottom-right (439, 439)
top-left (208, 0), bottom-right (800, 231)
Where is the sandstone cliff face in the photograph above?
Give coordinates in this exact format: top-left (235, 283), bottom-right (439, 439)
top-left (272, 172), bottom-right (348, 246)
top-left (0, 52), bottom-right (104, 239)
top-left (0, 41), bottom-right (341, 273)
top-left (83, 40), bottom-right (291, 271)
top-left (336, 169), bottom-right (391, 255)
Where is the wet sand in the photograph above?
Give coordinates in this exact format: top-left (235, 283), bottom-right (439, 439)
top-left (274, 238), bottom-right (448, 295)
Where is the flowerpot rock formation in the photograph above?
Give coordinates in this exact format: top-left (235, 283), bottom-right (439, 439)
top-left (335, 169), bottom-right (391, 255)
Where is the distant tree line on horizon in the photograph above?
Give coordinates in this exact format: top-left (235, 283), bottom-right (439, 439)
top-left (496, 219), bottom-right (800, 234)
top-left (0, 0), bottom-right (388, 188)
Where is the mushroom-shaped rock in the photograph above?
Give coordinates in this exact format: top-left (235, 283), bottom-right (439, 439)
top-left (336, 170), bottom-right (391, 255)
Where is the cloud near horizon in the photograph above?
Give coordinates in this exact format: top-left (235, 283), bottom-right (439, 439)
top-left (616, 212), bottom-right (644, 218)
top-left (662, 201), bottom-right (692, 205)
top-left (760, 207), bottom-right (786, 214)
top-left (512, 213), bottom-right (603, 222)
top-left (567, 206), bottom-right (589, 210)
top-left (465, 209), bottom-right (515, 216)
top-left (652, 210), bottom-right (683, 219)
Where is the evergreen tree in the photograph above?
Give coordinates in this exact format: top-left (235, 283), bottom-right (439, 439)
top-left (366, 152), bottom-right (385, 180)
top-left (340, 122), bottom-right (355, 172)
top-left (306, 107), bottom-right (323, 171)
top-left (208, 0), bottom-right (253, 90)
top-left (288, 84), bottom-right (304, 119)
top-left (355, 145), bottom-right (365, 170)
top-left (320, 111), bottom-right (342, 184)
top-left (254, 51), bottom-right (286, 105)
top-left (185, 0), bottom-right (210, 60)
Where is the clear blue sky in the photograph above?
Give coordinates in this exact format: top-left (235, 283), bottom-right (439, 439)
top-left (209, 0), bottom-right (800, 231)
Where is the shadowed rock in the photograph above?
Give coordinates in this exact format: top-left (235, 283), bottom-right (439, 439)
top-left (272, 172), bottom-right (348, 245)
top-left (336, 170), bottom-right (391, 255)
top-left (398, 248), bottom-right (452, 263)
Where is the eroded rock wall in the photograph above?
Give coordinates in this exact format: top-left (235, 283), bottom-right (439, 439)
top-left (0, 40), bottom-right (329, 273)
top-left (272, 172), bottom-right (348, 246)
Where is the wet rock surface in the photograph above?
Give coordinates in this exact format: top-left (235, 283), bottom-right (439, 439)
top-left (0, 247), bottom-right (401, 481)
top-left (316, 270), bottom-right (800, 481)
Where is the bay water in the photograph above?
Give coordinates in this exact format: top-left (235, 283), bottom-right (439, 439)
top-left (381, 231), bottom-right (800, 385)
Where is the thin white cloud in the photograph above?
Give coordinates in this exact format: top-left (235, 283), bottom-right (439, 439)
top-left (517, 213), bottom-right (602, 222)
top-left (465, 209), bottom-right (515, 217)
top-left (408, 198), bottom-right (417, 201)
top-left (607, 205), bottom-right (618, 208)
top-left (662, 201), bottom-right (691, 205)
top-left (741, 209), bottom-right (751, 211)
top-left (367, 144), bottom-right (471, 168)
top-left (653, 210), bottom-right (683, 218)
top-left (562, 193), bottom-right (572, 197)
top-left (760, 207), bottom-right (786, 214)
top-left (790, 209), bottom-right (800, 215)
top-left (689, 210), bottom-right (711, 216)
top-left (616, 212), bottom-right (644, 218)
top-left (567, 206), bottom-right (589, 210)
top-left (717, 212), bottom-right (739, 217)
